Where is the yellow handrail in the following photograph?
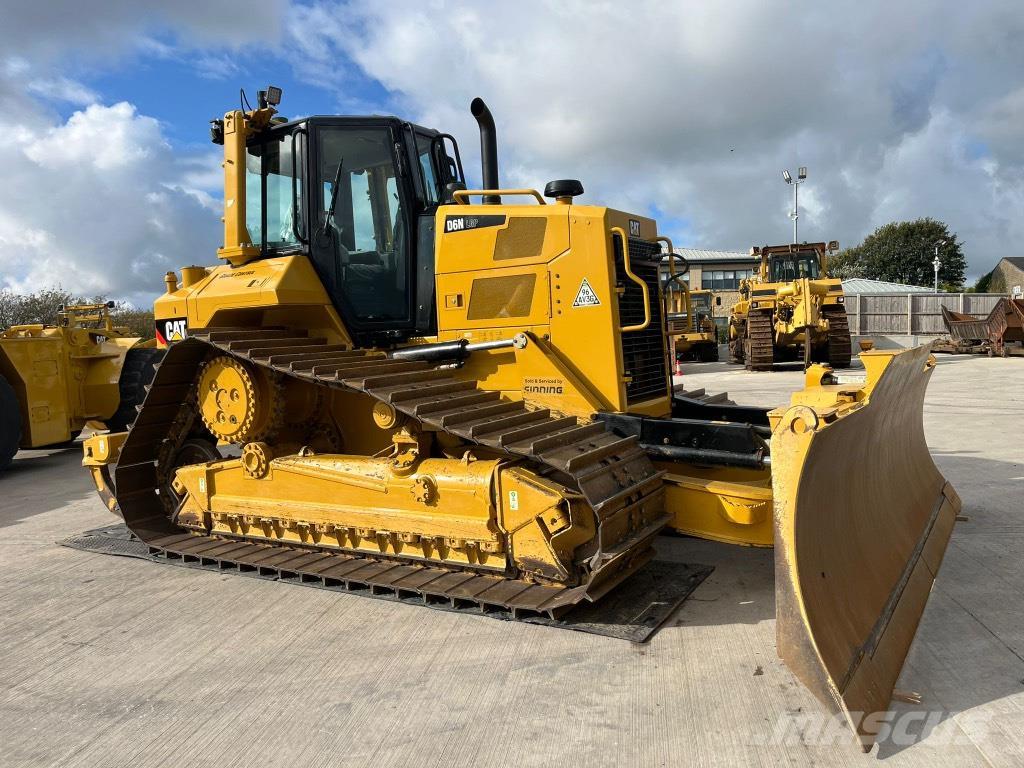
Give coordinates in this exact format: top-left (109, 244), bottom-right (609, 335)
top-left (452, 189), bottom-right (546, 205)
top-left (612, 226), bottom-right (651, 333)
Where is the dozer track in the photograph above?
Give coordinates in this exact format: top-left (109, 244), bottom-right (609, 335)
top-left (823, 306), bottom-right (852, 369)
top-left (111, 329), bottom-right (668, 618)
top-left (728, 321), bottom-right (745, 364)
top-left (745, 310), bottom-right (775, 371)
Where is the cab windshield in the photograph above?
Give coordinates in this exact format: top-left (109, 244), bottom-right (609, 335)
top-left (769, 252), bottom-right (821, 282)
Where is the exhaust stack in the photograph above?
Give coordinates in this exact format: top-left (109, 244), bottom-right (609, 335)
top-left (470, 98), bottom-right (500, 204)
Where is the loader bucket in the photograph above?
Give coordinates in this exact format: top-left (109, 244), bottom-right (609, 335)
top-left (771, 345), bottom-right (960, 749)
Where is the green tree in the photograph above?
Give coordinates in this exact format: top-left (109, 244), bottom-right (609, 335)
top-left (108, 302), bottom-right (156, 338)
top-left (0, 287), bottom-right (80, 327)
top-left (837, 218), bottom-right (966, 289)
top-left (825, 248), bottom-right (865, 279)
top-left (966, 271), bottom-right (992, 293)
top-left (0, 287), bottom-right (153, 337)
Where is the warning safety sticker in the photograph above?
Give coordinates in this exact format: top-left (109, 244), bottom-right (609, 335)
top-left (572, 278), bottom-right (601, 307)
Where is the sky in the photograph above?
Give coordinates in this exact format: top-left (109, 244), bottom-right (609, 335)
top-left (2, 0), bottom-right (1024, 306)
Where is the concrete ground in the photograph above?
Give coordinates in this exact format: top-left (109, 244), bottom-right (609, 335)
top-left (1, 351), bottom-right (1022, 767)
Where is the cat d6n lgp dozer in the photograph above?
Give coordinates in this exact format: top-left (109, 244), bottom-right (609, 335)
top-left (0, 302), bottom-right (161, 470)
top-left (729, 242), bottom-right (852, 371)
top-left (82, 87), bottom-right (959, 748)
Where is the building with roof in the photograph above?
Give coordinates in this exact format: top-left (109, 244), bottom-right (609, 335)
top-left (840, 278), bottom-right (937, 294)
top-left (662, 249), bottom-right (760, 334)
top-left (668, 249), bottom-right (758, 293)
top-left (989, 257), bottom-right (1024, 297)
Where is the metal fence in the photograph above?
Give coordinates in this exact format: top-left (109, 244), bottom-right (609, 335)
top-left (847, 293), bottom-right (1005, 336)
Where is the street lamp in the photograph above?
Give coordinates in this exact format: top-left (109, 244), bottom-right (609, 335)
top-left (932, 240), bottom-right (946, 292)
top-left (783, 167), bottom-right (807, 243)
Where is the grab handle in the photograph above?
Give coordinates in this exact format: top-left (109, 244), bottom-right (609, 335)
top-left (452, 189), bottom-right (546, 205)
top-left (612, 226), bottom-right (651, 333)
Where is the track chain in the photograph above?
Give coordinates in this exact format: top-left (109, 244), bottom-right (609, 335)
top-left (110, 330), bottom-right (669, 618)
top-left (745, 311), bottom-right (775, 371)
top-left (823, 306), bottom-right (852, 369)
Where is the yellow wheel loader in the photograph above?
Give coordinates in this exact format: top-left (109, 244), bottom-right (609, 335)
top-left (0, 302), bottom-right (161, 470)
top-left (663, 263), bottom-right (719, 363)
top-left (81, 87), bottom-right (959, 748)
top-left (728, 242), bottom-right (851, 371)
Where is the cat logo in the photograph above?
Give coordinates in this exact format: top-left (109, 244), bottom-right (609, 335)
top-left (629, 219), bottom-right (641, 237)
top-left (156, 317), bottom-right (188, 345)
top-left (572, 278), bottom-right (601, 308)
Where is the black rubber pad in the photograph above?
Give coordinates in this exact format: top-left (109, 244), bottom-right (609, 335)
top-left (59, 524), bottom-right (712, 643)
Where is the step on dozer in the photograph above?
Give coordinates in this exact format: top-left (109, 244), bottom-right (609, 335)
top-left (81, 86), bottom-right (958, 749)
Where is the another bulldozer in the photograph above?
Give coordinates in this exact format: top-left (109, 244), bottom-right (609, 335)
top-left (0, 302), bottom-right (161, 470)
top-left (81, 88), bottom-right (958, 748)
top-left (728, 242), bottom-right (852, 370)
top-left (662, 261), bottom-right (719, 362)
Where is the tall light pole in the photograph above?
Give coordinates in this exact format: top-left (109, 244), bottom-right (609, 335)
top-left (783, 167), bottom-right (807, 243)
top-left (932, 239), bottom-right (946, 292)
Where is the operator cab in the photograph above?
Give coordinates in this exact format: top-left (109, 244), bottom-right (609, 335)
top-left (240, 114), bottom-right (466, 345)
top-left (689, 292), bottom-right (712, 324)
top-left (754, 242), bottom-right (838, 284)
top-left (768, 249), bottom-right (821, 282)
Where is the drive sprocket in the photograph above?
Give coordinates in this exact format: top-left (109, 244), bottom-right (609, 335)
top-left (196, 356), bottom-right (282, 444)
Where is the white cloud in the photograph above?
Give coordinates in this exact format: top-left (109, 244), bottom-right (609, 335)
top-left (24, 102), bottom-right (164, 170)
top-left (0, 100), bottom-right (219, 306)
top-left (285, 0), bottom-right (1024, 281)
top-left (26, 77), bottom-right (99, 106)
top-left (0, 1), bottom-right (286, 306)
top-left (4, 1), bottom-right (286, 60)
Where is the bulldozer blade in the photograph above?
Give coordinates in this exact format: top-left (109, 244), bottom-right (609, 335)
top-left (771, 345), bottom-right (960, 750)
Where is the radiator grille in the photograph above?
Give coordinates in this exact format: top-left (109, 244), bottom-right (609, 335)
top-left (467, 274), bottom-right (536, 320)
top-left (614, 235), bottom-right (669, 404)
top-left (494, 217), bottom-right (547, 260)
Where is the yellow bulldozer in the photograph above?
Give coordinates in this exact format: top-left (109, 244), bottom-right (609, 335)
top-left (728, 242), bottom-right (852, 370)
top-left (662, 262), bottom-right (719, 363)
top-left (81, 87), bottom-right (959, 748)
top-left (0, 302), bottom-right (161, 470)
